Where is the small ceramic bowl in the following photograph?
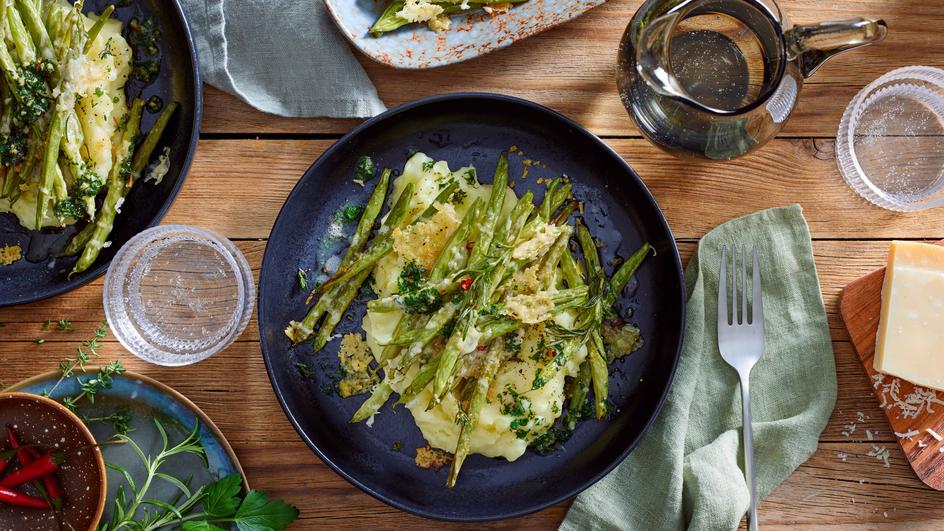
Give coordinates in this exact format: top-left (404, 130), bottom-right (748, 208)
top-left (0, 392), bottom-right (107, 531)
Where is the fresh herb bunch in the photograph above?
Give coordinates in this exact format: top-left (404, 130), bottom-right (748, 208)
top-left (42, 321), bottom-right (129, 436)
top-left (102, 420), bottom-right (299, 531)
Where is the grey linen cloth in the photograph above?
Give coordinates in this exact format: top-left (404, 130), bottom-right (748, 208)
top-left (180, 0), bottom-right (386, 118)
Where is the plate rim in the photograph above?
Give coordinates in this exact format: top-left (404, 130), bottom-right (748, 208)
top-left (258, 92), bottom-right (686, 521)
top-left (0, 0), bottom-right (204, 308)
top-left (3, 369), bottom-right (247, 490)
top-left (323, 0), bottom-right (607, 70)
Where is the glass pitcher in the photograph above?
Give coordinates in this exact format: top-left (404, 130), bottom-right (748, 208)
top-left (617, 0), bottom-right (887, 160)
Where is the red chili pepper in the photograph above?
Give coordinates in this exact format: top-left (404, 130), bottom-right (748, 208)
top-left (0, 453), bottom-right (62, 488)
top-left (460, 277), bottom-right (472, 291)
top-left (0, 485), bottom-right (50, 509)
top-left (0, 453), bottom-right (7, 475)
top-left (6, 426), bottom-right (34, 467)
top-left (25, 447), bottom-right (62, 510)
top-left (4, 428), bottom-right (53, 505)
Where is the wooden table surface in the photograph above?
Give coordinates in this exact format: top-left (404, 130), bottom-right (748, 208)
top-left (3, 0), bottom-right (944, 528)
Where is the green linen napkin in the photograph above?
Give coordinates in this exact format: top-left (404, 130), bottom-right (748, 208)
top-left (180, 1), bottom-right (386, 118)
top-left (561, 205), bottom-right (835, 531)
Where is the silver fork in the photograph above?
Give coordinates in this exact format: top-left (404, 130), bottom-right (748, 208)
top-left (717, 245), bottom-right (765, 531)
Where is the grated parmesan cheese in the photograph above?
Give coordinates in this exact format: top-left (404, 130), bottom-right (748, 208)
top-left (396, 0), bottom-right (444, 23)
top-left (867, 444), bottom-right (891, 468)
top-left (895, 429), bottom-right (919, 439)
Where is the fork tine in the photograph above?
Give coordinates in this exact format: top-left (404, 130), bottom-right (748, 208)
top-left (753, 245), bottom-right (763, 327)
top-left (718, 245), bottom-right (728, 327)
top-left (730, 244), bottom-right (738, 324)
top-left (740, 245), bottom-right (748, 325)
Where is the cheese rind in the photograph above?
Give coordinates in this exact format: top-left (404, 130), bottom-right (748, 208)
top-left (874, 241), bottom-right (944, 391)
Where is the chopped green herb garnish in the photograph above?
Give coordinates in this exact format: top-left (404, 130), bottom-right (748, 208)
top-left (422, 160), bottom-right (434, 172)
top-left (295, 362), bottom-right (314, 378)
top-left (355, 155), bottom-right (376, 182)
top-left (463, 168), bottom-right (477, 185)
top-left (297, 268), bottom-right (310, 291)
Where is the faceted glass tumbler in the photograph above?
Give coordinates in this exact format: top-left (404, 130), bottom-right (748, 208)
top-left (103, 225), bottom-right (255, 366)
top-left (837, 66), bottom-right (944, 211)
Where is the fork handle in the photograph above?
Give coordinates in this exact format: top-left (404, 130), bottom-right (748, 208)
top-left (739, 372), bottom-right (759, 531)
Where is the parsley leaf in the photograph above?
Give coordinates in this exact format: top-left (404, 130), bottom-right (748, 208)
top-left (233, 490), bottom-right (300, 531)
top-left (203, 473), bottom-right (242, 517)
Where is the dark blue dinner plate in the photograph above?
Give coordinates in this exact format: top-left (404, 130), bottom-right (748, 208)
top-left (258, 93), bottom-right (686, 521)
top-left (0, 0), bottom-right (201, 307)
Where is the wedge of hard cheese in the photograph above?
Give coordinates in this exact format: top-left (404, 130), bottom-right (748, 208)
top-left (874, 241), bottom-right (944, 391)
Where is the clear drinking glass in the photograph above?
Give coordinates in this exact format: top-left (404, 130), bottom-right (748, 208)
top-left (103, 225), bottom-right (255, 366)
top-left (837, 66), bottom-right (944, 211)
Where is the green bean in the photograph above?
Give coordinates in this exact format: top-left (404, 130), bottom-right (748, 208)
top-left (604, 243), bottom-right (651, 307)
top-left (6, 6), bottom-right (35, 63)
top-left (396, 352), bottom-right (443, 405)
top-left (467, 153), bottom-right (507, 267)
top-left (284, 173), bottom-right (394, 344)
top-left (565, 360), bottom-right (591, 431)
top-left (430, 327), bottom-right (469, 404)
top-left (493, 191), bottom-right (533, 248)
top-left (82, 4), bottom-right (114, 54)
top-left (551, 199), bottom-right (578, 226)
top-left (448, 344), bottom-right (502, 487)
top-left (130, 102), bottom-right (179, 178)
top-left (384, 300), bottom-right (460, 347)
top-left (310, 269), bottom-right (371, 351)
top-left (378, 313), bottom-right (422, 365)
top-left (560, 249), bottom-right (585, 289)
top-left (588, 329), bottom-right (608, 419)
top-left (14, 0), bottom-right (51, 60)
top-left (429, 198), bottom-right (481, 282)
top-left (35, 108), bottom-right (65, 228)
top-left (350, 382), bottom-right (393, 423)
top-left (60, 220), bottom-right (94, 256)
top-left (538, 178), bottom-right (560, 221)
top-left (537, 228), bottom-right (572, 282)
top-left (70, 99), bottom-right (143, 276)
top-left (576, 220), bottom-right (604, 290)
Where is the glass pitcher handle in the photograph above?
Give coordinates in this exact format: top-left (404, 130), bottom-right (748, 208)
top-left (786, 18), bottom-right (888, 78)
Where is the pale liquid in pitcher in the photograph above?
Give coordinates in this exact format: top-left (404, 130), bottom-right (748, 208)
top-left (618, 6), bottom-right (781, 159)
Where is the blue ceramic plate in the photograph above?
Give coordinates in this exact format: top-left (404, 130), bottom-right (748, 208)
top-left (325, 0), bottom-right (606, 69)
top-left (259, 93), bottom-right (686, 521)
top-left (5, 371), bottom-right (245, 524)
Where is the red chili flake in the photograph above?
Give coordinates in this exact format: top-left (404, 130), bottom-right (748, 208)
top-left (465, 240), bottom-right (474, 251)
top-left (477, 345), bottom-right (488, 352)
top-left (547, 349), bottom-right (556, 360)
top-left (460, 277), bottom-right (473, 291)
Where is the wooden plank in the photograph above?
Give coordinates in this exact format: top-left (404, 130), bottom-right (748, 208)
top-left (153, 138), bottom-right (944, 240)
top-left (200, 0), bottom-right (944, 138)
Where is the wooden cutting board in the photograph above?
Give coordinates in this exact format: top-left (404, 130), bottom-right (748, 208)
top-left (840, 240), bottom-right (944, 490)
